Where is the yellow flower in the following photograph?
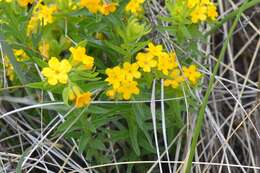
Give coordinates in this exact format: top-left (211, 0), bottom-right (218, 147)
top-left (187, 0), bottom-right (199, 9)
top-left (13, 49), bottom-right (29, 62)
top-left (4, 56), bottom-right (15, 81)
top-left (122, 62), bottom-right (141, 80)
top-left (136, 52), bottom-right (157, 72)
top-left (67, 85), bottom-right (92, 108)
top-left (207, 3), bottom-right (218, 20)
top-left (125, 2), bottom-right (140, 14)
top-left (75, 92), bottom-right (92, 108)
top-left (105, 66), bottom-right (125, 89)
top-left (82, 55), bottom-right (94, 69)
top-left (125, 0), bottom-right (144, 15)
top-left (106, 88), bottom-right (117, 99)
top-left (27, 16), bottom-right (39, 35)
top-left (188, 1), bottom-right (218, 23)
top-left (100, 3), bottom-right (117, 16)
top-left (169, 52), bottom-right (179, 65)
top-left (14, 49), bottom-right (24, 57)
top-left (42, 57), bottom-right (72, 85)
top-left (65, 0), bottom-right (79, 10)
top-left (37, 5), bottom-right (58, 26)
top-left (164, 69), bottom-right (184, 89)
top-left (118, 80), bottom-right (140, 100)
top-left (69, 46), bottom-right (94, 70)
top-left (106, 78), bottom-right (140, 100)
top-left (69, 46), bottom-right (85, 62)
top-left (170, 0), bottom-right (218, 24)
top-left (183, 65), bottom-right (202, 85)
top-left (27, 4), bottom-right (57, 35)
top-left (157, 52), bottom-right (178, 75)
top-left (146, 42), bottom-right (163, 57)
top-left (105, 63), bottom-right (141, 100)
top-left (18, 0), bottom-right (33, 7)
top-left (80, 0), bottom-right (101, 14)
top-left (190, 5), bottom-right (207, 23)
top-left (201, 0), bottom-right (211, 5)
top-left (136, 0), bottom-right (145, 3)
top-left (187, 0), bottom-right (210, 9)
top-left (39, 41), bottom-right (50, 59)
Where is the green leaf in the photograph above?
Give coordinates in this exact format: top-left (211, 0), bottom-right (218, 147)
top-left (111, 129), bottom-right (129, 142)
top-left (104, 40), bottom-right (129, 56)
top-left (62, 87), bottom-right (69, 106)
top-left (27, 81), bottom-right (45, 89)
top-left (79, 81), bottom-right (107, 91)
top-left (26, 81), bottom-right (65, 94)
top-left (78, 40), bottom-right (87, 47)
top-left (139, 133), bottom-right (156, 153)
top-left (70, 71), bottom-right (100, 81)
top-left (55, 109), bottom-right (80, 134)
top-left (132, 103), bottom-right (154, 149)
top-left (181, 25), bottom-right (192, 39)
top-left (92, 116), bottom-right (119, 129)
top-left (87, 105), bottom-right (110, 114)
top-left (31, 56), bottom-right (48, 68)
top-left (16, 147), bottom-right (32, 173)
top-left (127, 164), bottom-right (134, 173)
top-left (91, 139), bottom-right (106, 150)
top-left (127, 114), bottom-right (140, 156)
top-left (131, 41), bottom-right (149, 55)
top-left (79, 134), bottom-right (90, 153)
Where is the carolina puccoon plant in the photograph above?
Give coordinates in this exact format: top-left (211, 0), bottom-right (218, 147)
top-left (0, 0), bottom-right (222, 172)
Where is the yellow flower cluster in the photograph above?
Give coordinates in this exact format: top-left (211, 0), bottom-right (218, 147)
top-left (136, 43), bottom-right (179, 75)
top-left (69, 46), bottom-right (94, 70)
top-left (79, 0), bottom-right (117, 16)
top-left (4, 56), bottom-right (15, 81)
top-left (41, 46), bottom-right (95, 86)
top-left (42, 57), bottom-right (71, 85)
top-left (39, 41), bottom-right (50, 59)
top-left (164, 63), bottom-right (202, 88)
top-left (187, 0), bottom-right (218, 23)
top-left (183, 65), bottom-right (202, 85)
top-left (164, 69), bottom-right (184, 89)
top-left (105, 62), bottom-right (141, 100)
top-left (105, 42), bottom-right (202, 100)
top-left (13, 49), bottom-right (29, 62)
top-left (67, 45), bottom-right (95, 107)
top-left (17, 0), bottom-right (33, 7)
top-left (136, 43), bottom-right (185, 89)
top-left (0, 0), bottom-right (31, 6)
top-left (68, 86), bottom-right (92, 108)
top-left (2, 49), bottom-right (30, 82)
top-left (1, 49), bottom-right (30, 82)
top-left (27, 3), bottom-right (58, 35)
top-left (40, 45), bottom-right (96, 108)
top-left (125, 0), bottom-right (145, 15)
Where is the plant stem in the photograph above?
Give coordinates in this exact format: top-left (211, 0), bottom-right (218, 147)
top-left (184, 0), bottom-right (253, 172)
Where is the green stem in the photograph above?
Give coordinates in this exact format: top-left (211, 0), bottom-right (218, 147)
top-left (0, 85), bottom-right (26, 92)
top-left (206, 0), bottom-right (260, 36)
top-left (184, 0), bottom-right (255, 172)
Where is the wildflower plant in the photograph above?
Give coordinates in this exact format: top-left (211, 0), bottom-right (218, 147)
top-left (2, 0), bottom-right (256, 172)
top-left (0, 0), bottom-right (205, 171)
